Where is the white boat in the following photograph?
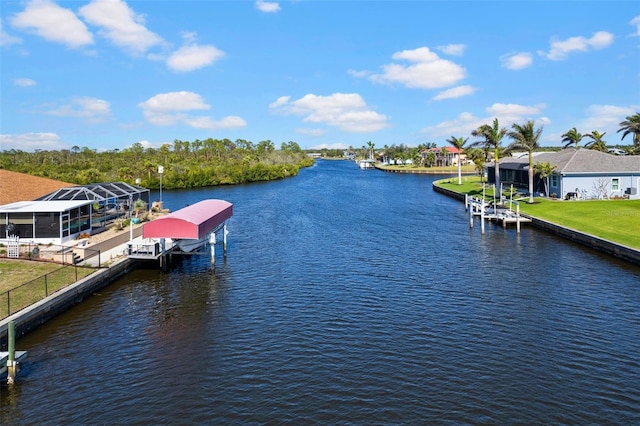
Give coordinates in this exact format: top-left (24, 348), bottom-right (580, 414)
top-left (356, 159), bottom-right (375, 169)
top-left (174, 237), bottom-right (207, 253)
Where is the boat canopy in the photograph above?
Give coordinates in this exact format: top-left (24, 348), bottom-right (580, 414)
top-left (143, 199), bottom-right (233, 240)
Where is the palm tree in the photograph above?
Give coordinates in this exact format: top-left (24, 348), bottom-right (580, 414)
top-left (533, 161), bottom-right (557, 198)
top-left (466, 148), bottom-right (486, 182)
top-left (617, 113), bottom-right (640, 153)
top-left (506, 120), bottom-right (544, 204)
top-left (561, 127), bottom-right (583, 149)
top-left (445, 136), bottom-right (469, 184)
top-left (367, 141), bottom-right (375, 160)
top-left (584, 130), bottom-right (607, 152)
top-left (471, 118), bottom-right (507, 192)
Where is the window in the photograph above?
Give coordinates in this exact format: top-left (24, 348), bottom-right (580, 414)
top-left (612, 178), bottom-right (619, 191)
top-left (35, 212), bottom-right (60, 238)
top-left (7, 213), bottom-right (34, 238)
top-left (551, 174), bottom-right (558, 188)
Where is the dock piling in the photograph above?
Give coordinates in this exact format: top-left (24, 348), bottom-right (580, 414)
top-left (209, 232), bottom-right (216, 265)
top-left (7, 321), bottom-right (16, 384)
top-left (223, 224), bottom-right (228, 254)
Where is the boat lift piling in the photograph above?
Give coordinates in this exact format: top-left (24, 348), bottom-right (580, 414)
top-left (6, 321), bottom-right (16, 384)
top-left (2, 321), bottom-right (27, 386)
top-left (224, 225), bottom-right (228, 254)
top-left (209, 232), bottom-right (216, 265)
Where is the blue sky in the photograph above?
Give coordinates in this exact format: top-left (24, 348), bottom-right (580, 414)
top-left (1, 0), bottom-right (639, 152)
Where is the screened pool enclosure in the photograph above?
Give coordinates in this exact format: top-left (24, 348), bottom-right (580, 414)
top-left (1, 182), bottom-right (151, 244)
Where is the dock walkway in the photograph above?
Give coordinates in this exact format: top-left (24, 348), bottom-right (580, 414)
top-left (467, 197), bottom-right (531, 227)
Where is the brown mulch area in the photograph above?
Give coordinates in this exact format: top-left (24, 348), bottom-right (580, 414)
top-left (0, 170), bottom-right (74, 205)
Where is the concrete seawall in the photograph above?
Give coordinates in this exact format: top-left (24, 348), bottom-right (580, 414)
top-left (0, 258), bottom-right (136, 345)
top-left (433, 183), bottom-right (640, 266)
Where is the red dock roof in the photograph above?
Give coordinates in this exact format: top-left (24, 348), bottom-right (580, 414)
top-left (143, 199), bottom-right (233, 240)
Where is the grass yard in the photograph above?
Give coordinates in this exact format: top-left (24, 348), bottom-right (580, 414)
top-left (435, 177), bottom-right (640, 250)
top-left (0, 259), bottom-right (96, 318)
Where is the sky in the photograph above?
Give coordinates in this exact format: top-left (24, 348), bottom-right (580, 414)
top-left (1, 0), bottom-right (639, 153)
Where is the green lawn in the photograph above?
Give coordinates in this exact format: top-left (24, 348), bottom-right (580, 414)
top-left (435, 177), bottom-right (640, 249)
top-left (0, 259), bottom-right (96, 318)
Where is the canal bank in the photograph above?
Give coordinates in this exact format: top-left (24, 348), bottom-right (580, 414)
top-left (374, 164), bottom-right (476, 174)
top-left (432, 183), bottom-right (640, 266)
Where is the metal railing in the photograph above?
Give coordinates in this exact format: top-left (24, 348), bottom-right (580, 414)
top-left (0, 264), bottom-right (97, 320)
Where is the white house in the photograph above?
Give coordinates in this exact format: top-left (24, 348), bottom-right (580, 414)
top-left (489, 149), bottom-right (640, 200)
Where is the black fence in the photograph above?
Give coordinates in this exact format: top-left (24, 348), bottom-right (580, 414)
top-left (0, 263), bottom-right (98, 320)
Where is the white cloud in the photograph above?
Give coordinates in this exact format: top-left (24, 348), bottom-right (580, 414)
top-left (166, 33), bottom-right (224, 72)
top-left (501, 52), bottom-right (533, 70)
top-left (138, 91), bottom-right (246, 130)
top-left (579, 104), bottom-right (638, 135)
top-left (347, 69), bottom-right (371, 78)
top-left (78, 0), bottom-right (165, 55)
top-left (421, 104), bottom-right (548, 139)
top-left (255, 1), bottom-right (281, 13)
top-left (1, 19), bottom-right (22, 46)
top-left (140, 91), bottom-right (209, 113)
top-left (46, 97), bottom-right (111, 122)
top-left (0, 132), bottom-right (65, 151)
top-left (269, 96), bottom-right (291, 109)
top-left (14, 78), bottom-right (36, 87)
top-left (436, 44), bottom-right (465, 56)
top-left (9, 0), bottom-right (93, 49)
top-left (432, 85), bottom-right (476, 101)
top-left (539, 31), bottom-right (614, 61)
top-left (631, 16), bottom-right (640, 37)
top-left (184, 116), bottom-right (246, 130)
top-left (420, 112), bottom-right (482, 139)
top-left (270, 93), bottom-right (390, 133)
top-left (486, 103), bottom-right (543, 116)
top-left (363, 47), bottom-right (466, 89)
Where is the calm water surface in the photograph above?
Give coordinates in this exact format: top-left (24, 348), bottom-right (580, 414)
top-left (2, 160), bottom-right (640, 424)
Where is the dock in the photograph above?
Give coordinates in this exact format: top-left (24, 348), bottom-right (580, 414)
top-left (126, 237), bottom-right (175, 260)
top-left (467, 195), bottom-right (531, 230)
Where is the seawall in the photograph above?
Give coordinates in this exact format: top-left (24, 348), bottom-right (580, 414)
top-left (0, 258), bottom-right (137, 345)
top-left (432, 184), bottom-right (640, 266)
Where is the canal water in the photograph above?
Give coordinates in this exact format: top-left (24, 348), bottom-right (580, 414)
top-left (2, 160), bottom-right (639, 424)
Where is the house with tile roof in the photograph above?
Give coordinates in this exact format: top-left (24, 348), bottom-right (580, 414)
top-left (421, 146), bottom-right (468, 167)
top-left (486, 149), bottom-right (640, 200)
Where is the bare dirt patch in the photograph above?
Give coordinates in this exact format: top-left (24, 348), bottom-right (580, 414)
top-left (0, 170), bottom-right (74, 205)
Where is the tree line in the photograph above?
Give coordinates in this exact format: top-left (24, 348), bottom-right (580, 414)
top-left (0, 138), bottom-right (314, 190)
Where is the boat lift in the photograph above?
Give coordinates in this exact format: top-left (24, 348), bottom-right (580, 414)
top-left (128, 199), bottom-right (233, 268)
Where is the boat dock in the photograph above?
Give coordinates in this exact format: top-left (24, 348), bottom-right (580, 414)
top-left (129, 199), bottom-right (233, 268)
top-left (127, 237), bottom-right (175, 259)
top-left (467, 195), bottom-right (531, 231)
